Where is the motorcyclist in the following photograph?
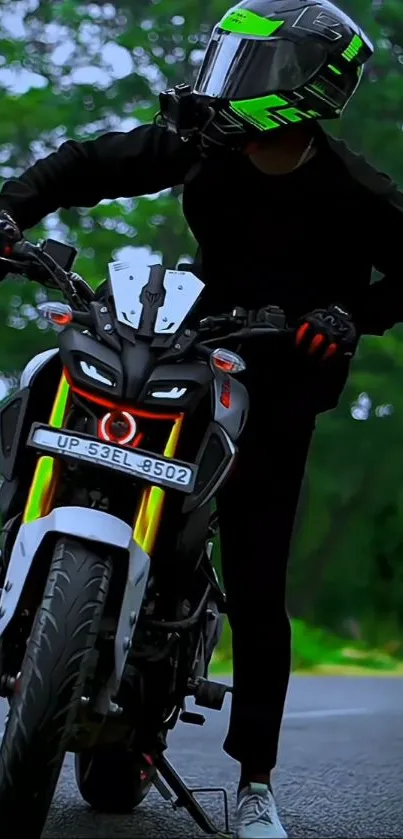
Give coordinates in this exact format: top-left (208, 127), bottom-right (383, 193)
top-left (0, 1), bottom-right (401, 835)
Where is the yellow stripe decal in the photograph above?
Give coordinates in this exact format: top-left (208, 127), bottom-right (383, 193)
top-left (133, 415), bottom-right (183, 555)
top-left (23, 373), bottom-right (70, 524)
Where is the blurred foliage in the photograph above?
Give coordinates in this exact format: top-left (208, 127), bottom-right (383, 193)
top-left (0, 0), bottom-right (403, 647)
top-left (213, 617), bottom-right (403, 673)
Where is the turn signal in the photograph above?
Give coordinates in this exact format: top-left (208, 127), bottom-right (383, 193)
top-left (210, 348), bottom-right (246, 374)
top-left (37, 302), bottom-right (73, 327)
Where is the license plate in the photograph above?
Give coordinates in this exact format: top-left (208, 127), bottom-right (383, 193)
top-left (29, 425), bottom-right (196, 492)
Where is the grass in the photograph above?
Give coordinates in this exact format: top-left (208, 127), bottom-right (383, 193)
top-left (210, 618), bottom-right (403, 677)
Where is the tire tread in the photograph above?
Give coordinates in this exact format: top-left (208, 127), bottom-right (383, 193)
top-left (0, 537), bottom-right (111, 832)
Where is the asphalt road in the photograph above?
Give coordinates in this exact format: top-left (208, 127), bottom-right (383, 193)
top-left (1, 676), bottom-right (403, 837)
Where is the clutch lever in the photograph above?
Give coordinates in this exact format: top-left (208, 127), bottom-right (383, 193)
top-left (0, 246), bottom-right (58, 286)
top-left (0, 254), bottom-right (32, 273)
top-left (195, 326), bottom-right (293, 364)
top-left (228, 325), bottom-right (288, 340)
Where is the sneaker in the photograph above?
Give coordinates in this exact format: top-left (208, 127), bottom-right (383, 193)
top-left (234, 783), bottom-right (287, 838)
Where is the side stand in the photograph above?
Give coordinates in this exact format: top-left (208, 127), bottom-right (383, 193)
top-left (152, 752), bottom-right (230, 836)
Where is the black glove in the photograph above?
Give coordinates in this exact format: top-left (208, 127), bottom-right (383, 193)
top-left (0, 211), bottom-right (21, 281)
top-left (0, 210), bottom-right (21, 256)
top-left (295, 304), bottom-right (357, 361)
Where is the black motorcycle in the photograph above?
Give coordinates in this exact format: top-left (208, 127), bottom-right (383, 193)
top-left (0, 237), bottom-right (287, 835)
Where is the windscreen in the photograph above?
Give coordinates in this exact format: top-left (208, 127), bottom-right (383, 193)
top-left (108, 261), bottom-right (204, 335)
top-left (194, 33), bottom-right (327, 98)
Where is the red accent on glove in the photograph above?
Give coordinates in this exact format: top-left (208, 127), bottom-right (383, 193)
top-left (322, 342), bottom-right (338, 361)
top-left (295, 322), bottom-right (310, 346)
top-left (307, 333), bottom-right (325, 355)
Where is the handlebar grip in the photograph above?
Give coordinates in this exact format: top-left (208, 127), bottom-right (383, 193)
top-left (4, 239), bottom-right (34, 261)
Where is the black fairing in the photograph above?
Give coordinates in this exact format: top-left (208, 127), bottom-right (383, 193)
top-left (138, 266), bottom-right (166, 337)
top-left (138, 361), bottom-right (212, 411)
top-left (121, 341), bottom-right (157, 402)
top-left (182, 421), bottom-right (235, 514)
top-left (0, 352), bottom-right (61, 482)
top-left (0, 388), bottom-right (31, 481)
top-left (0, 352), bottom-right (62, 518)
top-left (174, 502), bottom-right (212, 575)
top-left (59, 327), bottom-right (124, 398)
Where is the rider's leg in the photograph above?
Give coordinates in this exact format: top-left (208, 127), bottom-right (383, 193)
top-left (216, 366), bottom-right (316, 837)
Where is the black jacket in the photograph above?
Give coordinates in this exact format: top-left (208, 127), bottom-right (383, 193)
top-left (0, 122), bottom-right (402, 337)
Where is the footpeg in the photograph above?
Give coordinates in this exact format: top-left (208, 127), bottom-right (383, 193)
top-left (179, 710), bottom-right (205, 726)
top-left (189, 677), bottom-right (231, 711)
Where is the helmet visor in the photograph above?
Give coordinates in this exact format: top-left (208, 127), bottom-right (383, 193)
top-left (194, 33), bottom-right (327, 99)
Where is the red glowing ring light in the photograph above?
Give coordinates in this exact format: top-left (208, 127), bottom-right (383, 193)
top-left (100, 411), bottom-right (137, 445)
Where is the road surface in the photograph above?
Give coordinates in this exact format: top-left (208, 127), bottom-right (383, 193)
top-left (1, 676), bottom-right (402, 837)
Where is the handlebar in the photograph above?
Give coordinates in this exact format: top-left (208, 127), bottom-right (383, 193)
top-left (0, 238), bottom-right (93, 309)
top-left (1, 239), bottom-right (66, 280)
top-left (0, 237), bottom-right (292, 347)
top-left (195, 307), bottom-right (291, 351)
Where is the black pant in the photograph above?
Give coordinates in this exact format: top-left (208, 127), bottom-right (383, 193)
top-left (216, 361), bottom-right (317, 773)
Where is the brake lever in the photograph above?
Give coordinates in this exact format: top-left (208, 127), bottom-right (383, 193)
top-left (201, 324), bottom-right (290, 345)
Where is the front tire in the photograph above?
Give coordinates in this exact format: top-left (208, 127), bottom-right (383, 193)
top-left (0, 537), bottom-right (111, 835)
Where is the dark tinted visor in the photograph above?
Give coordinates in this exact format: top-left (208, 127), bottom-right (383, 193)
top-left (194, 33), bottom-right (327, 99)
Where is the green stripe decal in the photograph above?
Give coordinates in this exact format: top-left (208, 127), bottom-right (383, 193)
top-left (229, 94), bottom-right (320, 130)
top-left (218, 9), bottom-right (284, 37)
top-left (342, 34), bottom-right (363, 61)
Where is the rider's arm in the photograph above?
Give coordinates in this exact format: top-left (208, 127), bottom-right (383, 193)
top-left (0, 123), bottom-right (196, 232)
top-left (360, 180), bottom-right (403, 334)
top-left (325, 134), bottom-right (403, 335)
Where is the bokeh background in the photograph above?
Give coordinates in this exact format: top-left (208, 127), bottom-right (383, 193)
top-left (1, 0), bottom-right (403, 673)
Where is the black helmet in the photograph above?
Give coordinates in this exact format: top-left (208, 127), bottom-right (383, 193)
top-left (192, 0), bottom-right (373, 149)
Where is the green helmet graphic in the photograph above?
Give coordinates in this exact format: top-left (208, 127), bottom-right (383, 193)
top-left (193, 0), bottom-right (373, 148)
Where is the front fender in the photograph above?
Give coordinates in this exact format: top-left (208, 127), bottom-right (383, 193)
top-left (0, 507), bottom-right (150, 695)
